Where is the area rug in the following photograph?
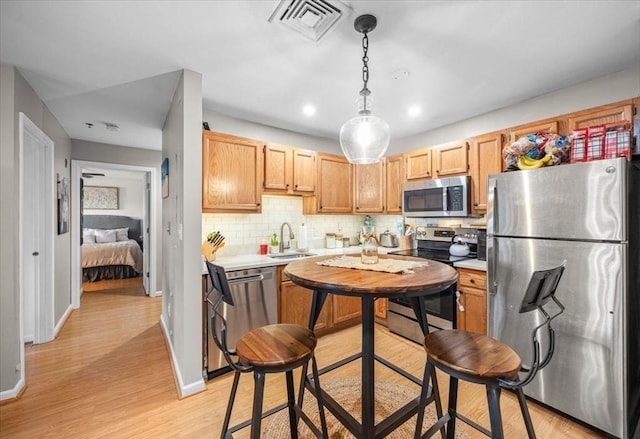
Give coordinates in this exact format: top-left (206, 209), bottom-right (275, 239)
top-left (263, 376), bottom-right (470, 438)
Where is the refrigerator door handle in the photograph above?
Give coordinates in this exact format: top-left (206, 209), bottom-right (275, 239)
top-left (489, 241), bottom-right (497, 296)
top-left (490, 179), bottom-right (498, 233)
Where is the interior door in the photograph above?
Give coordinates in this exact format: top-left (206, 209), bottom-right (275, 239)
top-left (143, 172), bottom-right (151, 295)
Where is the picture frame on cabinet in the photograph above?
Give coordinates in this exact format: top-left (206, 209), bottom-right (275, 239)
top-left (161, 157), bottom-right (169, 198)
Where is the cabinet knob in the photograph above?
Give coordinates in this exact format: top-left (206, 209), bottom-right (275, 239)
top-left (470, 278), bottom-right (475, 284)
top-left (474, 203), bottom-right (478, 207)
top-left (256, 203), bottom-right (261, 207)
top-left (286, 183), bottom-right (289, 188)
top-left (294, 185), bottom-right (298, 189)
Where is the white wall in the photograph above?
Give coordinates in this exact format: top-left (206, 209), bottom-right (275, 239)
top-left (161, 69), bottom-right (204, 398)
top-left (394, 64), bottom-right (640, 153)
top-left (83, 176), bottom-right (144, 218)
top-left (0, 64), bottom-right (72, 397)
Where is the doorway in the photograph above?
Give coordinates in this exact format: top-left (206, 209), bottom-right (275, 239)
top-left (19, 112), bottom-right (55, 352)
top-left (70, 160), bottom-right (158, 308)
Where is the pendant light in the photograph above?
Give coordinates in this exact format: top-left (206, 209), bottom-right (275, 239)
top-left (339, 14), bottom-right (390, 164)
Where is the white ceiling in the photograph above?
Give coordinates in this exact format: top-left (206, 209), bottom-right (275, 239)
top-left (1, 1), bottom-right (639, 153)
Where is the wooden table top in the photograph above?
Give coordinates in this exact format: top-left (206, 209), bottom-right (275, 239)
top-left (284, 254), bottom-right (458, 298)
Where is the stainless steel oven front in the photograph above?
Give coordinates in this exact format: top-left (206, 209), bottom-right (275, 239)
top-left (387, 284), bottom-right (455, 344)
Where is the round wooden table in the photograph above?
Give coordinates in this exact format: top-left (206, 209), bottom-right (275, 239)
top-left (284, 254), bottom-right (458, 438)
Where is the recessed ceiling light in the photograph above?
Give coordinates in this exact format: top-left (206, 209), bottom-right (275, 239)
top-left (408, 105), bottom-right (422, 117)
top-left (303, 105), bottom-right (316, 116)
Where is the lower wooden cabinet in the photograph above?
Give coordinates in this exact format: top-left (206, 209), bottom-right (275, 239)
top-left (374, 298), bottom-right (387, 321)
top-left (279, 279), bottom-right (331, 331)
top-left (278, 266), bottom-right (361, 333)
top-left (455, 268), bottom-right (487, 335)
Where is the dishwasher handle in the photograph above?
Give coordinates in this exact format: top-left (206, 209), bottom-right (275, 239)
top-left (205, 273), bottom-right (265, 306)
top-left (227, 273), bottom-right (264, 285)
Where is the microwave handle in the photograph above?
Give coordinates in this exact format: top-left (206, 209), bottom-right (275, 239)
top-left (442, 186), bottom-right (447, 211)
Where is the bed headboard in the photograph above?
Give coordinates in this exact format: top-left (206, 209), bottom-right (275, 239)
top-left (83, 215), bottom-right (143, 246)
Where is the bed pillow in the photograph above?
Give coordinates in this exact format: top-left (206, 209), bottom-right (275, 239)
top-left (114, 228), bottom-right (129, 242)
top-left (95, 229), bottom-right (117, 243)
top-left (83, 228), bottom-right (96, 244)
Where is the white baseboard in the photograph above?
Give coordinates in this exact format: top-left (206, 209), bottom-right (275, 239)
top-left (0, 377), bottom-right (25, 401)
top-left (159, 314), bottom-right (205, 399)
top-left (150, 290), bottom-right (163, 297)
top-left (54, 303), bottom-right (73, 338)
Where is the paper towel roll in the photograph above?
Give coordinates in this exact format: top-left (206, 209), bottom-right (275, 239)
top-left (297, 223), bottom-right (308, 252)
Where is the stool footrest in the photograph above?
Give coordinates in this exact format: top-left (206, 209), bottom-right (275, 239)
top-left (455, 411), bottom-right (492, 437)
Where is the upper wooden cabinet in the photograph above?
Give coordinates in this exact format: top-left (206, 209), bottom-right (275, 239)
top-left (304, 152), bottom-right (353, 214)
top-left (568, 103), bottom-right (634, 130)
top-left (263, 144), bottom-right (315, 195)
top-left (202, 131), bottom-right (263, 213)
top-left (509, 120), bottom-right (559, 143)
top-left (433, 141), bottom-right (469, 177)
top-left (469, 132), bottom-right (505, 213)
top-left (405, 148), bottom-right (432, 180)
top-left (354, 161), bottom-right (385, 213)
top-left (385, 154), bottom-right (405, 214)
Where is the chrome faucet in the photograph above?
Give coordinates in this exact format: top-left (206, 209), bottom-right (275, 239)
top-left (279, 222), bottom-right (295, 253)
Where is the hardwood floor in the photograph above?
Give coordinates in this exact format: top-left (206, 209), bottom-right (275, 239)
top-left (0, 278), bottom-right (605, 438)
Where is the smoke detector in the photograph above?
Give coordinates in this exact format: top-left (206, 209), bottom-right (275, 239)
top-left (105, 123), bottom-right (120, 132)
top-left (269, 0), bottom-right (351, 42)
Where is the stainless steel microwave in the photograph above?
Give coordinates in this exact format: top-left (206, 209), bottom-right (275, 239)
top-left (402, 176), bottom-right (470, 217)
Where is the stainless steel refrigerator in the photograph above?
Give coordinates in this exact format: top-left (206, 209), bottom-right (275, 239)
top-left (487, 157), bottom-right (640, 439)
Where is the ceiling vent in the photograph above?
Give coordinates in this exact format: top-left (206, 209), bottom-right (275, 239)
top-left (269, 0), bottom-right (351, 42)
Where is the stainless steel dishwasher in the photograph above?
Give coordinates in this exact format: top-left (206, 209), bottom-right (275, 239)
top-left (204, 266), bottom-right (277, 379)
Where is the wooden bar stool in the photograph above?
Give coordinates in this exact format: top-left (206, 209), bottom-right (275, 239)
top-left (206, 261), bottom-right (328, 439)
top-left (415, 263), bottom-right (566, 439)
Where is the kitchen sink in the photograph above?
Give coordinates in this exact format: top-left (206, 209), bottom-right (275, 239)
top-left (268, 252), bottom-right (316, 259)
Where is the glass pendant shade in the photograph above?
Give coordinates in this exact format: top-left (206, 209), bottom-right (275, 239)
top-left (340, 115), bottom-right (390, 164)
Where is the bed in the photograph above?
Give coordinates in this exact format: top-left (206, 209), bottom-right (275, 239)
top-left (82, 215), bottom-right (144, 282)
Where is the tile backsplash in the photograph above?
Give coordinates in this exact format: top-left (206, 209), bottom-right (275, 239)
top-left (202, 195), bottom-right (483, 256)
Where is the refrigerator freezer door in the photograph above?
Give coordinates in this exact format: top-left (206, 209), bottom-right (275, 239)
top-left (487, 158), bottom-right (626, 242)
top-left (488, 237), bottom-right (626, 438)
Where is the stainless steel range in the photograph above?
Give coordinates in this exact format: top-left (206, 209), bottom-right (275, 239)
top-left (387, 226), bottom-right (476, 343)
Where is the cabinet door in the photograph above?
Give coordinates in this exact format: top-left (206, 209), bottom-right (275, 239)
top-left (332, 295), bottom-right (361, 325)
top-left (354, 161), bottom-right (385, 213)
top-left (433, 141), bottom-right (469, 177)
top-left (568, 103), bottom-right (633, 130)
top-left (456, 286), bottom-right (486, 335)
top-left (280, 281), bottom-right (330, 331)
top-left (202, 131), bottom-right (263, 212)
top-left (405, 148), bottom-right (432, 180)
top-left (316, 153), bottom-right (353, 213)
top-left (469, 132), bottom-right (504, 213)
top-left (385, 154), bottom-right (404, 214)
top-left (456, 268), bottom-right (487, 335)
top-left (509, 120), bottom-right (559, 143)
top-left (264, 144), bottom-right (292, 192)
top-left (293, 149), bottom-right (316, 194)
top-left (374, 298), bottom-right (387, 320)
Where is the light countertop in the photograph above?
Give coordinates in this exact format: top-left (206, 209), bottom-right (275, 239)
top-left (204, 246), bottom-right (487, 273)
top-left (453, 259), bottom-right (487, 271)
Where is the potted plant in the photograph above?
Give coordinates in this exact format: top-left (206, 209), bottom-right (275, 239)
top-left (269, 233), bottom-right (279, 254)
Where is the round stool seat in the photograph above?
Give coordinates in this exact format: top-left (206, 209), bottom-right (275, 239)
top-left (236, 323), bottom-right (317, 369)
top-left (425, 329), bottom-right (521, 379)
